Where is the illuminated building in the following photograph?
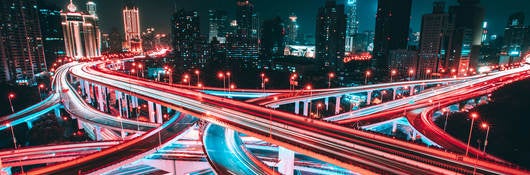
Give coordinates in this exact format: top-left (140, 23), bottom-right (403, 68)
top-left (372, 0), bottom-right (412, 76)
top-left (284, 45), bottom-right (315, 58)
top-left (0, 0), bottom-right (47, 85)
top-left (445, 0), bottom-right (484, 75)
top-left (38, 3), bottom-right (65, 67)
top-left (345, 0), bottom-right (359, 52)
top-left (389, 49), bottom-right (418, 79)
top-left (260, 17), bottom-right (285, 66)
top-left (226, 0), bottom-right (259, 67)
top-left (502, 12), bottom-right (530, 64)
top-left (316, 0), bottom-right (346, 68)
top-left (418, 1), bottom-right (449, 78)
top-left (208, 9), bottom-right (228, 43)
top-left (286, 13), bottom-right (299, 45)
top-left (123, 0), bottom-right (142, 52)
top-left (61, 0), bottom-right (101, 60)
top-left (171, 9), bottom-right (200, 69)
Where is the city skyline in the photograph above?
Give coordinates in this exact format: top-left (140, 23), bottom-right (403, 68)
top-left (42, 0), bottom-right (530, 36)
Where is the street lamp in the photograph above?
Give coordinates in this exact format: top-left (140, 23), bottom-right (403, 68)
top-left (263, 78), bottom-right (269, 92)
top-left (381, 90), bottom-right (387, 103)
top-left (218, 72), bottom-right (226, 92)
top-left (6, 123), bottom-right (17, 149)
top-left (328, 72), bottom-right (335, 88)
top-left (195, 70), bottom-right (200, 86)
top-left (442, 108), bottom-right (449, 131)
top-left (38, 84), bottom-right (45, 101)
top-left (481, 123), bottom-right (491, 154)
top-left (466, 112), bottom-right (479, 156)
top-left (316, 103), bottom-right (323, 118)
top-left (426, 69), bottom-right (432, 79)
top-left (408, 69), bottom-right (415, 81)
top-left (390, 70), bottom-right (397, 83)
top-left (226, 71), bottom-right (231, 92)
top-left (8, 93), bottom-right (15, 113)
top-left (365, 71), bottom-right (371, 85)
top-left (260, 73), bottom-right (266, 90)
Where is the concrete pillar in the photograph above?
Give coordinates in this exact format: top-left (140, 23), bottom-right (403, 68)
top-left (54, 107), bottom-right (61, 120)
top-left (366, 91), bottom-right (372, 105)
top-left (148, 101), bottom-right (155, 123)
top-left (26, 121), bottom-right (33, 130)
top-left (410, 86), bottom-right (415, 96)
top-left (392, 121), bottom-right (397, 133)
top-left (334, 96), bottom-right (341, 114)
top-left (116, 91), bottom-right (123, 117)
top-left (124, 94), bottom-right (130, 119)
top-left (97, 85), bottom-right (105, 112)
top-left (278, 146), bottom-right (295, 175)
top-left (294, 102), bottom-right (300, 115)
top-left (80, 79), bottom-right (86, 95)
top-left (85, 81), bottom-right (91, 103)
top-left (156, 104), bottom-right (163, 124)
top-left (94, 125), bottom-right (101, 141)
top-left (1, 167), bottom-right (12, 175)
top-left (77, 119), bottom-right (84, 130)
top-left (393, 88), bottom-right (398, 100)
top-left (302, 101), bottom-right (309, 116)
top-left (324, 97), bottom-right (329, 110)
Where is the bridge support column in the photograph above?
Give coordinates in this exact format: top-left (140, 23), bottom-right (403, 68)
top-left (366, 91), bottom-right (372, 105)
top-left (26, 121), bottom-right (33, 130)
top-left (294, 102), bottom-right (300, 115)
top-left (1, 167), bottom-right (11, 175)
top-left (85, 81), bottom-right (92, 104)
top-left (116, 91), bottom-right (123, 117)
top-left (54, 107), bottom-right (61, 120)
top-left (148, 101), bottom-right (155, 123)
top-left (97, 85), bottom-right (105, 112)
top-left (76, 119), bottom-right (84, 130)
top-left (94, 125), bottom-right (102, 141)
top-left (80, 79), bottom-right (86, 96)
top-left (392, 121), bottom-right (397, 133)
top-left (409, 86), bottom-right (415, 96)
top-left (334, 96), bottom-right (341, 114)
top-left (302, 101), bottom-right (309, 116)
top-left (156, 104), bottom-right (163, 124)
top-left (324, 97), bottom-right (329, 110)
top-left (278, 146), bottom-right (295, 175)
top-left (393, 88), bottom-right (398, 100)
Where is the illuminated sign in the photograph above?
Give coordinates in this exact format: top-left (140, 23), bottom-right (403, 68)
top-left (343, 52), bottom-right (372, 63)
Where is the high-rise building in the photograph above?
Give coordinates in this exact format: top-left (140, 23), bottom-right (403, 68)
top-left (389, 49), bottom-right (418, 80)
top-left (208, 9), bottom-right (228, 43)
top-left (372, 0), bottom-right (412, 76)
top-left (445, 0), bottom-right (484, 75)
top-left (260, 17), bottom-right (285, 66)
top-left (123, 0), bottom-right (142, 52)
top-left (61, 0), bottom-right (101, 60)
top-left (226, 0), bottom-right (260, 67)
top-left (315, 0), bottom-right (346, 68)
top-left (0, 0), bottom-right (47, 85)
top-left (502, 12), bottom-right (530, 64)
top-left (345, 0), bottom-right (359, 52)
top-left (286, 13), bottom-right (299, 45)
top-left (38, 2), bottom-right (65, 67)
top-left (418, 1), bottom-right (450, 78)
top-left (171, 9), bottom-right (200, 69)
top-left (108, 27), bottom-right (123, 53)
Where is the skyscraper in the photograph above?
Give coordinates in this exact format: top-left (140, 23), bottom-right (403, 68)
top-left (286, 13), bottom-right (299, 45)
top-left (123, 0), bottom-right (142, 52)
top-left (372, 0), bottom-right (412, 76)
top-left (345, 0), bottom-right (359, 52)
top-left (418, 1), bottom-right (450, 78)
top-left (315, 0), bottom-right (346, 68)
top-left (260, 17), bottom-right (285, 65)
top-left (171, 9), bottom-right (200, 69)
top-left (208, 9), bottom-right (228, 43)
top-left (502, 12), bottom-right (529, 64)
top-left (38, 2), bottom-right (65, 67)
top-left (226, 0), bottom-right (260, 67)
top-left (61, 0), bottom-right (101, 60)
top-left (0, 0), bottom-right (47, 85)
top-left (445, 0), bottom-right (484, 75)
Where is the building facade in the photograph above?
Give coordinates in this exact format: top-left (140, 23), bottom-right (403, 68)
top-left (61, 0), bottom-right (101, 60)
top-left (345, 0), bottom-right (359, 52)
top-left (315, 0), bottom-right (346, 68)
top-left (171, 9), bottom-right (201, 69)
top-left (418, 1), bottom-right (450, 78)
top-left (0, 0), bottom-right (47, 85)
top-left (123, 0), bottom-right (142, 52)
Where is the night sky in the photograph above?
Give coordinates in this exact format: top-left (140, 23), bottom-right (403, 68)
top-left (45, 0), bottom-right (530, 36)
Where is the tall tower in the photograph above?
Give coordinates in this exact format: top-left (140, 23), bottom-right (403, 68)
top-left (345, 0), bottom-right (359, 52)
top-left (123, 0), bottom-right (142, 52)
top-left (226, 0), bottom-right (259, 66)
top-left (86, 1), bottom-right (96, 16)
top-left (61, 0), bottom-right (101, 60)
top-left (372, 0), bottom-right (412, 76)
top-left (0, 0), bottom-right (47, 85)
top-left (502, 12), bottom-right (529, 64)
top-left (315, 0), bottom-right (346, 68)
top-left (418, 1), bottom-right (450, 77)
top-left (171, 9), bottom-right (200, 69)
top-left (208, 9), bottom-right (228, 43)
top-left (286, 13), bottom-right (299, 45)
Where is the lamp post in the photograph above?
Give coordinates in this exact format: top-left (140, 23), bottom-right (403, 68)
top-left (466, 112), bottom-right (479, 156)
top-left (263, 78), bottom-right (269, 92)
top-left (38, 84), bottom-right (45, 101)
top-left (426, 69), bottom-right (432, 79)
top-left (138, 64), bottom-right (144, 78)
top-left (481, 123), bottom-right (490, 154)
top-left (226, 71), bottom-right (231, 92)
top-left (306, 85), bottom-right (312, 116)
top-left (195, 70), bottom-right (200, 86)
top-left (408, 69), bottom-right (415, 81)
top-left (218, 72), bottom-right (225, 92)
top-left (316, 103), bottom-right (322, 118)
top-left (6, 123), bottom-right (16, 149)
top-left (328, 72), bottom-right (334, 88)
top-left (390, 70), bottom-right (397, 83)
top-left (442, 108), bottom-right (449, 131)
top-left (365, 71), bottom-right (371, 85)
top-left (8, 93), bottom-right (15, 113)
top-left (260, 73), bottom-right (265, 90)
top-left (381, 90), bottom-right (387, 103)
